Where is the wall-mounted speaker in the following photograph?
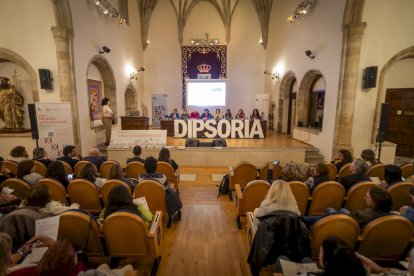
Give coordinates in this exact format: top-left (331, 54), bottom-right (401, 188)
top-left (38, 69), bottom-right (52, 90)
top-left (376, 102), bottom-right (390, 142)
top-left (28, 104), bottom-right (39, 139)
top-left (363, 66), bottom-right (378, 89)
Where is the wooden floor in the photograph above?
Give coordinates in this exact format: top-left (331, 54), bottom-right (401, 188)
top-left (156, 167), bottom-right (252, 276)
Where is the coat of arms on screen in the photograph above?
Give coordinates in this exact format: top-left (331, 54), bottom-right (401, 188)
top-left (197, 63), bottom-right (211, 79)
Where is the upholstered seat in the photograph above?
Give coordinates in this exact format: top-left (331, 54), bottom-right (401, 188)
top-left (67, 179), bottom-right (102, 214)
top-left (401, 163), bottom-right (413, 179)
top-left (367, 164), bottom-right (386, 180)
top-left (36, 178), bottom-right (68, 205)
top-left (344, 181), bottom-right (377, 211)
top-left (125, 161), bottom-right (146, 179)
top-left (307, 181), bottom-right (345, 215)
top-left (337, 163), bottom-right (352, 179)
top-left (58, 160), bottom-right (73, 175)
top-left (101, 179), bottom-right (132, 206)
top-left (156, 161), bottom-right (180, 193)
top-left (324, 163), bottom-right (337, 181)
top-left (99, 160), bottom-right (118, 178)
top-left (2, 160), bottom-right (17, 175)
top-left (258, 162), bottom-right (282, 182)
top-left (0, 178), bottom-right (31, 198)
top-left (289, 181), bottom-right (310, 216)
top-left (74, 160), bottom-right (97, 176)
top-left (229, 162), bottom-right (257, 201)
top-left (33, 160), bottom-right (48, 177)
top-left (387, 182), bottom-right (414, 211)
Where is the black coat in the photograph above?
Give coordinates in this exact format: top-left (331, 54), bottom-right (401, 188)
top-left (247, 210), bottom-right (311, 276)
top-left (339, 172), bottom-right (370, 191)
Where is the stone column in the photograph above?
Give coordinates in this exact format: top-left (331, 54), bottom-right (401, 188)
top-left (51, 26), bottom-right (81, 149)
top-left (334, 22), bottom-right (366, 152)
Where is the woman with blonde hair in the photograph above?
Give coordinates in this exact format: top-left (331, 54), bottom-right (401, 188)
top-left (253, 180), bottom-right (300, 218)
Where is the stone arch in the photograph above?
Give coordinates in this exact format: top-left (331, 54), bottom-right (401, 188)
top-left (0, 47), bottom-right (39, 102)
top-left (87, 55), bottom-right (117, 117)
top-left (371, 46), bottom-right (414, 144)
top-left (124, 83), bottom-right (138, 114)
top-left (277, 71), bottom-right (296, 133)
top-left (297, 69), bottom-right (323, 127)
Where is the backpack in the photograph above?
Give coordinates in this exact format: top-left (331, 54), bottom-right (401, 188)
top-left (217, 174), bottom-right (230, 196)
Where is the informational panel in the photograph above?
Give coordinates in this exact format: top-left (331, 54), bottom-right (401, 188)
top-left (151, 94), bottom-right (168, 128)
top-left (34, 103), bottom-right (74, 159)
top-left (110, 130), bottom-right (167, 148)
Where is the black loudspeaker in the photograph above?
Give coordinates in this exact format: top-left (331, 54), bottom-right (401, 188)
top-left (363, 66), bottom-right (378, 89)
top-left (28, 104), bottom-right (39, 139)
top-left (185, 139), bottom-right (199, 147)
top-left (376, 103), bottom-right (390, 142)
top-left (38, 69), bottom-right (52, 90)
top-left (212, 139), bottom-right (227, 147)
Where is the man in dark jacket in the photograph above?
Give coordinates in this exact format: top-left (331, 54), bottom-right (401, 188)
top-left (82, 148), bottom-right (106, 170)
top-left (57, 145), bottom-right (79, 169)
top-left (127, 145), bottom-right (145, 164)
top-left (339, 158), bottom-right (370, 191)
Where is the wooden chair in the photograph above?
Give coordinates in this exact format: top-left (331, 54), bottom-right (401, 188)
top-left (228, 162), bottom-right (257, 201)
top-left (156, 161), bottom-right (180, 194)
top-left (258, 162), bottom-right (282, 182)
top-left (33, 160), bottom-right (48, 177)
top-left (388, 182), bottom-right (414, 211)
top-left (324, 163), bottom-right (337, 181)
top-left (401, 163), bottom-right (413, 179)
top-left (125, 161), bottom-right (146, 178)
top-left (74, 161), bottom-right (95, 176)
top-left (2, 160), bottom-right (17, 175)
top-left (337, 163), bottom-right (352, 179)
top-left (67, 179), bottom-right (102, 214)
top-left (100, 161), bottom-right (118, 178)
top-left (344, 181), bottom-right (377, 211)
top-left (36, 178), bottom-right (68, 205)
top-left (289, 181), bottom-right (310, 216)
top-left (311, 214), bottom-right (360, 258)
top-left (235, 180), bottom-right (270, 229)
top-left (58, 160), bottom-right (73, 175)
top-left (0, 178), bottom-right (31, 198)
top-left (357, 215), bottom-right (413, 262)
top-left (58, 210), bottom-right (106, 257)
top-left (103, 211), bottom-right (162, 274)
top-left (367, 163), bottom-right (386, 181)
top-left (101, 180), bottom-right (132, 206)
top-left (307, 181), bottom-right (345, 215)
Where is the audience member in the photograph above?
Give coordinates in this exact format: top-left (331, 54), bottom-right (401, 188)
top-left (331, 149), bottom-right (353, 172)
top-left (108, 163), bottom-right (136, 192)
top-left (0, 160), bottom-right (13, 185)
top-left (281, 162), bottom-right (302, 182)
top-left (360, 149), bottom-right (377, 167)
top-left (214, 108), bottom-right (223, 120)
top-left (158, 148), bottom-right (179, 172)
top-left (7, 146), bottom-right (29, 163)
top-left (189, 110), bottom-right (200, 119)
top-left (379, 164), bottom-right (403, 189)
top-left (235, 109), bottom-right (245, 119)
top-left (0, 188), bottom-right (21, 217)
top-left (180, 109), bottom-right (189, 120)
top-left (20, 185), bottom-right (79, 214)
top-left (126, 145), bottom-right (145, 164)
top-left (396, 186), bottom-right (414, 224)
top-left (45, 161), bottom-right (70, 188)
top-left (200, 108), bottom-right (213, 120)
top-left (224, 109), bottom-right (233, 120)
top-left (99, 185), bottom-right (153, 228)
top-left (32, 147), bottom-right (52, 168)
top-left (76, 163), bottom-right (104, 189)
top-left (250, 109), bottom-right (262, 120)
top-left (82, 148), bottom-right (106, 170)
top-left (296, 163), bottom-right (310, 181)
top-left (168, 108), bottom-right (180, 120)
top-left (254, 180), bottom-right (300, 218)
top-left (304, 162), bottom-right (330, 192)
top-left (338, 159), bottom-right (370, 191)
top-left (16, 160), bottom-right (43, 186)
top-left (57, 145), bottom-right (79, 169)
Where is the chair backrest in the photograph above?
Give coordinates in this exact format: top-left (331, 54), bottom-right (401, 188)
top-left (67, 179), bottom-right (102, 214)
top-left (311, 214), bottom-right (360, 258)
top-left (324, 163), bottom-right (337, 181)
top-left (156, 161), bottom-right (177, 184)
top-left (103, 212), bottom-right (154, 258)
top-left (101, 179), bottom-right (132, 206)
top-left (308, 181), bottom-right (345, 215)
top-left (238, 180), bottom-right (270, 215)
top-left (230, 162), bottom-right (257, 190)
top-left (36, 178), bottom-right (68, 205)
top-left (99, 160), bottom-right (118, 178)
top-left (337, 163), bottom-right (352, 179)
top-left (344, 181), bottom-right (377, 211)
top-left (358, 215), bottom-right (413, 262)
top-left (367, 163), bottom-right (386, 180)
top-left (74, 161), bottom-right (96, 176)
top-left (2, 160), bottom-right (17, 175)
top-left (0, 178), bottom-right (31, 198)
top-left (58, 210), bottom-right (105, 256)
top-left (388, 182), bottom-right (414, 211)
top-left (134, 180), bottom-right (166, 213)
top-left (33, 160), bottom-right (48, 177)
top-left (258, 162), bottom-right (282, 181)
top-left (58, 160), bottom-right (73, 175)
top-left (401, 163), bottom-right (413, 179)
top-left (125, 161), bottom-right (146, 178)
top-left (289, 181), bottom-right (310, 216)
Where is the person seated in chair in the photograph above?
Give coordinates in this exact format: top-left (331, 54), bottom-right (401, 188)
top-left (82, 148), bottom-right (106, 170)
top-left (32, 147), bottom-right (52, 168)
top-left (331, 149), bottom-right (353, 172)
top-left (304, 162), bottom-right (330, 192)
top-left (168, 108), bottom-right (180, 120)
top-left (200, 109), bottom-right (213, 120)
top-left (76, 163), bottom-right (104, 189)
top-left (7, 146), bottom-right (29, 163)
top-left (16, 160), bottom-right (43, 186)
top-left (224, 109), bottom-right (233, 120)
top-left (189, 110), bottom-right (200, 119)
top-left (126, 145), bottom-right (145, 164)
top-left (45, 161), bottom-right (70, 189)
top-left (379, 164), bottom-right (404, 189)
top-left (57, 145), bottom-right (79, 170)
top-left (180, 109), bottom-right (189, 120)
top-left (250, 109), bottom-right (262, 120)
top-left (158, 148), bottom-right (179, 172)
top-left (108, 163), bottom-right (137, 192)
top-left (360, 149), bottom-right (377, 168)
top-left (339, 159), bottom-right (370, 191)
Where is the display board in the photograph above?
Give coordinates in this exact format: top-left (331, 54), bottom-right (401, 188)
top-left (110, 130), bottom-right (167, 148)
top-left (151, 94), bottom-right (168, 128)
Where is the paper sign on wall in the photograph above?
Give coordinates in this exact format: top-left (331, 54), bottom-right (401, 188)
top-left (110, 130), bottom-right (167, 148)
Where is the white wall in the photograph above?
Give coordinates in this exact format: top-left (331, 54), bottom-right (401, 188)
top-left (384, 58), bottom-right (414, 89)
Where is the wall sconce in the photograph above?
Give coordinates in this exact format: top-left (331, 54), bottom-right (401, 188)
top-left (129, 67), bottom-right (145, 80)
top-left (264, 70), bottom-right (280, 81)
top-left (305, 50), bottom-right (315, 59)
top-left (99, 46), bottom-right (111, 54)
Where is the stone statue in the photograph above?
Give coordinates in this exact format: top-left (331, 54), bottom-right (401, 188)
top-left (0, 77), bottom-right (24, 129)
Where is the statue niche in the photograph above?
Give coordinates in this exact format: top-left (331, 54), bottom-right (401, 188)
top-left (0, 76), bottom-right (24, 129)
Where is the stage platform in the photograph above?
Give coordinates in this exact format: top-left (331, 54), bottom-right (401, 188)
top-left (107, 131), bottom-right (313, 167)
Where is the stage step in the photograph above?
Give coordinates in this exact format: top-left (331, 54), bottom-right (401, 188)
top-left (305, 147), bottom-right (324, 164)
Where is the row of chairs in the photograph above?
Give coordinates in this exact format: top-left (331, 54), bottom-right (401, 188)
top-left (247, 212), bottom-right (413, 262)
top-left (235, 180), bottom-right (414, 228)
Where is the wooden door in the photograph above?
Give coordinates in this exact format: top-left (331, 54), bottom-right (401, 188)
top-left (385, 88), bottom-right (414, 158)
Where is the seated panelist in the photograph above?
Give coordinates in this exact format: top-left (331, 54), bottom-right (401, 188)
top-left (250, 109), bottom-right (262, 120)
top-left (200, 109), bottom-right (213, 120)
top-left (168, 108), bottom-right (180, 120)
top-left (189, 110), bottom-right (200, 119)
top-left (180, 109), bottom-right (189, 120)
top-left (224, 109), bottom-right (233, 120)
top-left (214, 108), bottom-right (223, 121)
top-left (235, 109), bottom-right (245, 119)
